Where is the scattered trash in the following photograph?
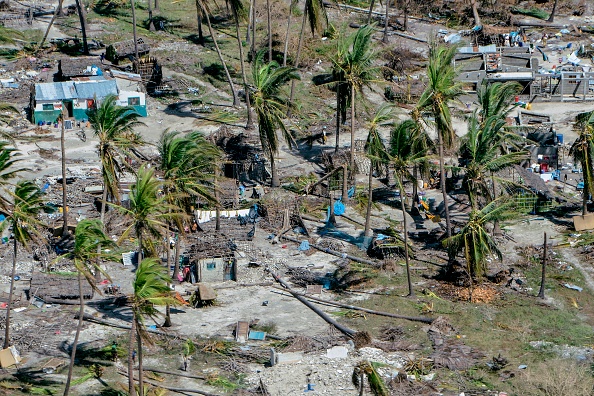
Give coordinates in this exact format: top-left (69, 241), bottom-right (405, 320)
top-left (518, 364), bottom-right (527, 369)
top-left (563, 284), bottom-right (583, 292)
top-left (298, 241), bottom-right (310, 251)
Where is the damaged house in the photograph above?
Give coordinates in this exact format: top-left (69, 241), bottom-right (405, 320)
top-left (184, 235), bottom-right (237, 283)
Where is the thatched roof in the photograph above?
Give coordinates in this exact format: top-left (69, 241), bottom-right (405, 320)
top-left (106, 38), bottom-right (150, 60)
top-left (186, 234), bottom-right (235, 261)
top-left (30, 273), bottom-right (94, 304)
top-left (58, 57), bottom-right (100, 79)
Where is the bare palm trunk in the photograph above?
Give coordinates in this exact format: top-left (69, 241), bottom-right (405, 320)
top-left (402, 0), bottom-right (408, 31)
top-left (470, 0), bottom-right (481, 26)
top-left (128, 317), bottom-right (137, 396)
top-left (270, 155), bottom-right (279, 187)
top-left (583, 178), bottom-right (589, 215)
top-left (195, 2), bottom-right (205, 46)
top-left (64, 272), bottom-right (85, 396)
top-left (173, 235), bottom-right (182, 281)
top-left (328, 194), bottom-right (336, 225)
top-left (350, 86), bottom-right (356, 176)
top-left (335, 87), bottom-right (341, 152)
top-left (287, 8), bottom-right (308, 117)
top-left (131, 0), bottom-right (140, 60)
top-left (412, 165), bottom-right (418, 201)
top-left (3, 239), bottom-right (17, 349)
top-left (40, 0), bottom-right (64, 50)
top-left (547, 0), bottom-right (557, 22)
top-left (233, 11), bottom-right (254, 129)
top-left (137, 231), bottom-right (143, 266)
top-left (382, 0), bottom-right (389, 43)
top-left (400, 177), bottom-right (414, 296)
top-left (266, 0), bottom-right (272, 61)
top-left (364, 165), bottom-right (373, 236)
top-left (155, 0), bottom-right (159, 11)
top-left (367, 0), bottom-right (375, 24)
top-left (148, 0), bottom-right (155, 31)
top-left (137, 325), bottom-right (144, 396)
top-left (438, 130), bottom-right (451, 237)
top-left (75, 0), bottom-right (89, 55)
top-left (282, 5), bottom-right (293, 66)
top-left (250, 0), bottom-right (256, 60)
top-left (203, 10), bottom-right (240, 106)
top-left (163, 223), bottom-right (172, 327)
top-left (61, 115), bottom-right (68, 236)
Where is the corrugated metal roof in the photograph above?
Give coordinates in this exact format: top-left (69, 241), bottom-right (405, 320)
top-left (35, 82), bottom-right (77, 101)
top-left (74, 79), bottom-right (118, 99)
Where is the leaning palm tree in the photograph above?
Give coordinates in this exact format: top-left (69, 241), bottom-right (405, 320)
top-left (128, 258), bottom-right (177, 396)
top-left (158, 131), bottom-right (220, 325)
top-left (87, 94), bottom-right (145, 224)
top-left (61, 219), bottom-right (117, 396)
top-left (229, 0), bottom-right (254, 128)
top-left (332, 25), bottom-right (379, 174)
top-left (251, 51), bottom-right (300, 187)
top-left (444, 199), bottom-right (514, 297)
top-left (363, 105), bottom-right (391, 237)
top-left (476, 81), bottom-right (521, 123)
top-left (195, 0), bottom-right (239, 106)
top-left (120, 165), bottom-right (179, 263)
top-left (389, 119), bottom-right (433, 297)
top-left (75, 0), bottom-right (89, 55)
top-left (3, 181), bottom-right (45, 350)
top-left (413, 41), bottom-right (463, 237)
top-left (287, 0), bottom-right (328, 114)
top-left (570, 111), bottom-right (594, 215)
top-left (460, 113), bottom-right (528, 210)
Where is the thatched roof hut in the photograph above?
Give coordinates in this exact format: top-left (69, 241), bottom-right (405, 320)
top-left (57, 57), bottom-right (101, 81)
top-left (30, 273), bottom-right (94, 304)
top-left (106, 38), bottom-right (150, 64)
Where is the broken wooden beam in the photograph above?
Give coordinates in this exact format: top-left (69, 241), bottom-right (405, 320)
top-left (77, 313), bottom-right (179, 339)
top-left (117, 370), bottom-right (219, 396)
top-left (142, 367), bottom-right (207, 380)
top-left (268, 270), bottom-right (357, 338)
top-left (271, 287), bottom-right (435, 324)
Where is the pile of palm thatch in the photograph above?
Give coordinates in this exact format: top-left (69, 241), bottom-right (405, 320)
top-left (30, 273), bottom-right (93, 304)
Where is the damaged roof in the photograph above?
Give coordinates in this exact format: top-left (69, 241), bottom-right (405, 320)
top-left (35, 81), bottom-right (77, 101)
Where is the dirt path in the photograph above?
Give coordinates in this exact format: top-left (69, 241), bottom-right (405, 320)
top-left (560, 247), bottom-right (594, 292)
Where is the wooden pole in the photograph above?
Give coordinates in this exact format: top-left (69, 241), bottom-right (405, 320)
top-left (538, 232), bottom-right (547, 299)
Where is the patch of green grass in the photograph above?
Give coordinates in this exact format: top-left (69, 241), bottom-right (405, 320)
top-left (206, 375), bottom-right (243, 392)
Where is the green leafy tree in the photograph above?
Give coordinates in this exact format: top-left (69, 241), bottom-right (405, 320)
top-left (3, 181), bottom-right (45, 349)
top-left (570, 111), bottom-right (594, 215)
top-left (460, 113), bottom-right (528, 210)
top-left (389, 119), bottom-right (433, 297)
top-left (61, 220), bottom-right (117, 396)
top-left (413, 42), bottom-right (463, 237)
top-left (331, 25), bottom-right (379, 174)
top-left (128, 258), bottom-right (178, 396)
top-left (251, 51), bottom-right (300, 187)
top-left (87, 94), bottom-right (145, 224)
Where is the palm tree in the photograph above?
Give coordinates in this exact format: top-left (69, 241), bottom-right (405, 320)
top-left (413, 42), bottom-right (463, 237)
top-left (74, 0), bottom-right (89, 55)
top-left (251, 51), bottom-right (300, 187)
top-left (287, 0), bottom-right (327, 114)
top-left (363, 105), bottom-right (391, 237)
top-left (570, 111), bottom-right (594, 215)
top-left (547, 0), bottom-right (558, 22)
top-left (460, 113), bottom-right (527, 210)
top-left (469, 0), bottom-right (481, 27)
top-left (476, 81), bottom-right (521, 123)
top-left (229, 0), bottom-right (254, 128)
top-left (444, 199), bottom-right (513, 297)
top-left (0, 103), bottom-right (19, 127)
top-left (158, 131), bottom-right (220, 323)
top-left (389, 119), bottom-right (433, 297)
top-left (195, 0), bottom-right (205, 46)
top-left (120, 165), bottom-right (178, 263)
top-left (128, 258), bottom-right (177, 396)
top-left (131, 0), bottom-right (139, 60)
top-left (87, 94), bottom-right (145, 224)
top-left (332, 25), bottom-right (379, 175)
top-left (195, 0), bottom-right (240, 106)
top-left (61, 219), bottom-right (116, 396)
top-left (3, 181), bottom-right (45, 350)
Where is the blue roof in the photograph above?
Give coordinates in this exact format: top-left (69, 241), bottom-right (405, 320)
top-left (35, 80), bottom-right (119, 101)
top-left (35, 82), bottom-right (76, 101)
top-left (73, 80), bottom-right (118, 99)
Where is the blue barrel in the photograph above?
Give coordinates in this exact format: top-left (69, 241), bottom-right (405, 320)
top-left (557, 133), bottom-right (564, 144)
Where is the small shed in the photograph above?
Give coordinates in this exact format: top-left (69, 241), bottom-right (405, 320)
top-left (186, 236), bottom-right (237, 283)
top-left (106, 38), bottom-right (150, 64)
top-left (30, 273), bottom-right (94, 304)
